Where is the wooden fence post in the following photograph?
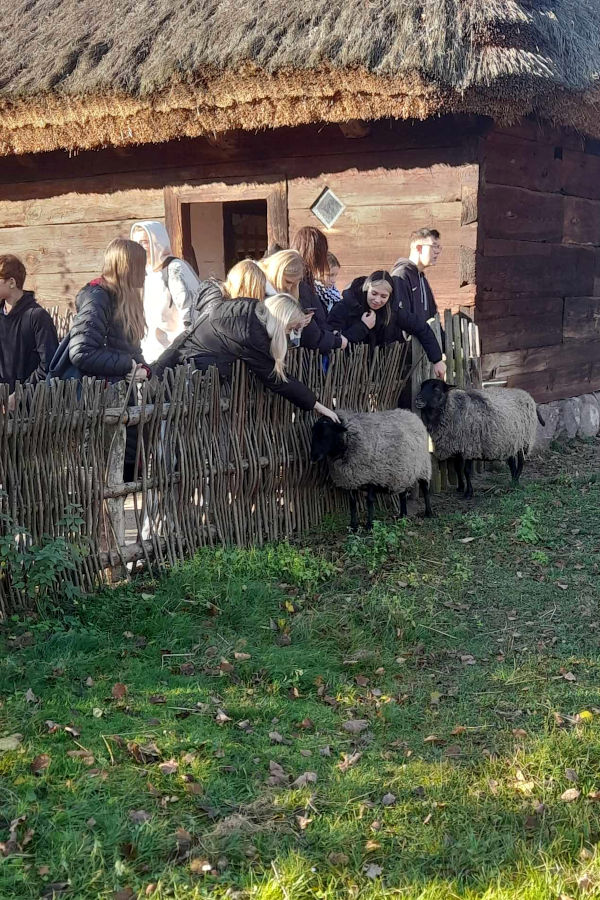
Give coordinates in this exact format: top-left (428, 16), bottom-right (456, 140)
top-left (104, 383), bottom-right (127, 579)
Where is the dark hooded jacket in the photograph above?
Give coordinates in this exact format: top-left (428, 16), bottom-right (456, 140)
top-left (152, 279), bottom-right (317, 411)
top-left (0, 291), bottom-right (58, 391)
top-left (391, 258), bottom-right (438, 319)
top-left (298, 280), bottom-right (342, 354)
top-left (49, 278), bottom-right (145, 381)
top-left (327, 276), bottom-right (442, 362)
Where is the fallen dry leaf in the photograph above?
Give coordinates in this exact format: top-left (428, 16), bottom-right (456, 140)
top-left (64, 725), bottom-right (81, 739)
top-left (381, 793), bottom-right (396, 806)
top-left (159, 760), bottom-right (178, 775)
top-left (296, 815), bottom-right (312, 830)
top-left (269, 731), bottom-right (284, 743)
top-left (512, 728), bottom-right (528, 738)
top-left (299, 717), bottom-right (314, 730)
top-left (127, 741), bottom-right (161, 764)
top-left (342, 719), bottom-right (369, 735)
top-left (266, 760), bottom-right (288, 787)
top-left (179, 662), bottom-right (195, 676)
top-left (25, 688), bottom-right (38, 704)
top-left (423, 734), bottom-right (445, 745)
top-left (423, 812), bottom-right (433, 825)
top-left (338, 751), bottom-right (362, 772)
top-left (41, 883), bottom-right (69, 897)
top-left (45, 720), bottom-right (61, 734)
top-left (444, 744), bottom-right (462, 759)
top-left (31, 754), bottom-right (50, 775)
top-left (67, 750), bottom-right (95, 766)
top-left (111, 683), bottom-right (128, 700)
top-left (460, 654), bottom-right (476, 665)
top-left (189, 858), bottom-right (212, 875)
top-left (129, 810), bottom-right (151, 824)
top-left (215, 709), bottom-right (231, 725)
top-left (451, 725), bottom-right (466, 736)
top-left (291, 771), bottom-right (317, 788)
top-left (364, 863), bottom-right (383, 880)
top-left (85, 677), bottom-right (94, 687)
top-left (149, 695), bottom-right (166, 705)
top-left (113, 889), bottom-right (135, 900)
top-left (234, 652), bottom-right (251, 661)
top-left (562, 671), bottom-right (577, 682)
top-left (577, 874), bottom-right (595, 893)
top-left (92, 708), bottom-right (103, 718)
top-left (565, 768), bottom-right (578, 783)
top-left (328, 852), bottom-right (349, 866)
top-left (0, 734), bottom-right (22, 752)
top-left (560, 788), bottom-right (581, 802)
top-left (320, 745), bottom-right (331, 757)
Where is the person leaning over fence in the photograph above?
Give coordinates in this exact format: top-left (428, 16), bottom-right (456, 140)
top-left (0, 254), bottom-right (58, 407)
top-left (391, 228), bottom-right (441, 320)
top-left (258, 249), bottom-right (304, 299)
top-left (223, 259), bottom-right (267, 301)
top-left (131, 220), bottom-right (201, 363)
top-left (152, 289), bottom-right (338, 420)
top-left (48, 239), bottom-right (150, 385)
top-left (315, 251), bottom-right (343, 313)
top-left (290, 226), bottom-right (348, 354)
top-left (328, 270), bottom-right (446, 378)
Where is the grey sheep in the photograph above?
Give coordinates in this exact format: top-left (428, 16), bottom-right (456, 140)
top-left (415, 379), bottom-right (543, 499)
top-left (310, 408), bottom-right (433, 531)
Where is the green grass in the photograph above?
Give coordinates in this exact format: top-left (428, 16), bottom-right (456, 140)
top-left (2, 456), bottom-right (600, 899)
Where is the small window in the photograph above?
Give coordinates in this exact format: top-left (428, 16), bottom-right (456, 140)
top-left (311, 188), bottom-right (345, 229)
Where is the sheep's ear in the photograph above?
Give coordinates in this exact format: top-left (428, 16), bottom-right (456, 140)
top-left (442, 382), bottom-right (456, 392)
top-left (332, 420), bottom-right (347, 432)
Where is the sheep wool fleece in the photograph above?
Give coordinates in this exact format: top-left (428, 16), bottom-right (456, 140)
top-left (430, 387), bottom-right (537, 461)
top-left (328, 409), bottom-right (432, 492)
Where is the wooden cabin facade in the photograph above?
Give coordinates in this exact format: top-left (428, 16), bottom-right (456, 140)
top-left (0, 113), bottom-right (599, 403)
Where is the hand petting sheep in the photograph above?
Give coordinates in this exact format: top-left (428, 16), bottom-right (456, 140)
top-left (311, 408), bottom-right (433, 531)
top-left (415, 379), bottom-right (545, 499)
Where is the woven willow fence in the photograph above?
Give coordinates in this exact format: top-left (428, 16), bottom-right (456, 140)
top-left (0, 312), bottom-right (480, 615)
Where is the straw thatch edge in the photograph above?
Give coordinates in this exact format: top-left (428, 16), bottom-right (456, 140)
top-left (1, 66), bottom-right (599, 157)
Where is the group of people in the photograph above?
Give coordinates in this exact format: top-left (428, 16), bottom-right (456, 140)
top-left (0, 222), bottom-right (446, 421)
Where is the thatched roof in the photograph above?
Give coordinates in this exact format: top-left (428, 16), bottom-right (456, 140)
top-left (1, 0), bottom-right (599, 156)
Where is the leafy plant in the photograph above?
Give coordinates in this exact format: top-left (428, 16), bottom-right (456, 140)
top-left (0, 501), bottom-right (88, 609)
top-left (516, 505), bottom-right (540, 543)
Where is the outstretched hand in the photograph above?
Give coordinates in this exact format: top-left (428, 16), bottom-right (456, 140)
top-left (433, 360), bottom-right (446, 380)
top-left (314, 401), bottom-right (340, 423)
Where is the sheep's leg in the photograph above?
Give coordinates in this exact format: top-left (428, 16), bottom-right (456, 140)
top-left (419, 479), bottom-right (434, 518)
top-left (453, 455), bottom-right (465, 493)
top-left (507, 456), bottom-right (518, 481)
top-left (399, 492), bottom-right (408, 518)
top-left (515, 449), bottom-right (525, 482)
top-left (366, 486), bottom-right (376, 531)
top-left (349, 491), bottom-right (359, 532)
top-left (463, 459), bottom-right (474, 500)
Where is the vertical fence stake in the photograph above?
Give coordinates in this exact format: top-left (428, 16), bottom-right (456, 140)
top-left (105, 383), bottom-right (127, 580)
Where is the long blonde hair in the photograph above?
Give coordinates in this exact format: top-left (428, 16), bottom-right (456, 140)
top-left (223, 259), bottom-right (266, 301)
top-left (263, 292), bottom-right (310, 381)
top-left (101, 239), bottom-right (146, 345)
top-left (259, 250), bottom-right (304, 299)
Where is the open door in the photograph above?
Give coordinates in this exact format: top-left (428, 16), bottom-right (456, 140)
top-left (164, 177), bottom-right (288, 278)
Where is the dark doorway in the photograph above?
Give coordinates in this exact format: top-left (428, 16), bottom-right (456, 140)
top-left (223, 199), bottom-right (268, 271)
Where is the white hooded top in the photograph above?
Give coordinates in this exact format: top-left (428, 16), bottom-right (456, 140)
top-left (131, 221), bottom-right (201, 364)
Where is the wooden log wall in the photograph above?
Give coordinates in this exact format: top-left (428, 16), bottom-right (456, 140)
top-left (476, 122), bottom-right (600, 402)
top-left (0, 116), bottom-right (482, 315)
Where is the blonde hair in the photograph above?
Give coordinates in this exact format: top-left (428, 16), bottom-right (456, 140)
top-left (259, 250), bottom-right (304, 299)
top-left (223, 259), bottom-right (266, 301)
top-left (263, 292), bottom-right (309, 381)
top-left (102, 239), bottom-right (146, 345)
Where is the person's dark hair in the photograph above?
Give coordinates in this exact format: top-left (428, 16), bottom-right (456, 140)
top-left (327, 251), bottom-right (340, 269)
top-left (0, 254), bottom-right (26, 290)
top-left (290, 226), bottom-right (329, 289)
top-left (410, 227), bottom-right (440, 244)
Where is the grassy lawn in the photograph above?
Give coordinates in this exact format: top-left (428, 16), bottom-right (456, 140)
top-left (1, 441), bottom-right (600, 899)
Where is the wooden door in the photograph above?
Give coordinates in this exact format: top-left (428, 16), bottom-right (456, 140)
top-left (164, 176), bottom-right (288, 271)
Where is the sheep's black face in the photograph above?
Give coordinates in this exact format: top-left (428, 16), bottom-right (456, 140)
top-left (310, 417), bottom-right (347, 462)
top-left (415, 378), bottom-right (452, 412)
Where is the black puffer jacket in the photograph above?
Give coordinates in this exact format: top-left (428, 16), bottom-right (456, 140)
top-left (0, 291), bottom-right (58, 391)
top-left (298, 281), bottom-right (342, 354)
top-left (327, 276), bottom-right (442, 363)
top-left (68, 279), bottom-right (144, 378)
top-left (153, 282), bottom-right (317, 411)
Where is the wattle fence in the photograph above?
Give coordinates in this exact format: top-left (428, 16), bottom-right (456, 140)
top-left (1, 311), bottom-right (480, 616)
